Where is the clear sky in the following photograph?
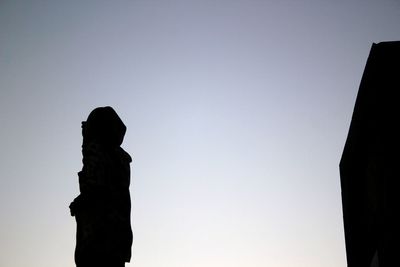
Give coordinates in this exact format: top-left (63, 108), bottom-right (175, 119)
top-left (1, 1), bottom-right (400, 266)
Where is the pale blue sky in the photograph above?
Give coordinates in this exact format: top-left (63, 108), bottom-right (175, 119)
top-left (1, 1), bottom-right (400, 266)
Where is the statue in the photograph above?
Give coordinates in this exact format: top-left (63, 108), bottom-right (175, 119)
top-left (340, 41), bottom-right (400, 266)
top-left (69, 106), bottom-right (133, 267)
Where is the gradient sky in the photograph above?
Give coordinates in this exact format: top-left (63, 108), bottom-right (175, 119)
top-left (1, 1), bottom-right (400, 266)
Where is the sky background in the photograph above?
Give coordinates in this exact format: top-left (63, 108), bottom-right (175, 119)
top-left (1, 1), bottom-right (400, 266)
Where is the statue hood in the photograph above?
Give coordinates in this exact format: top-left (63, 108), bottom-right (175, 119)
top-left (83, 106), bottom-right (127, 147)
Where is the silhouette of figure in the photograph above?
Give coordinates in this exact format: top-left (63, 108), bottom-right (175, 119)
top-left (340, 41), bottom-right (400, 267)
top-left (70, 106), bottom-right (133, 267)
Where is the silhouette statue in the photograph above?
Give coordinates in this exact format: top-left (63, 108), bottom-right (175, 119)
top-left (340, 41), bottom-right (400, 267)
top-left (70, 106), bottom-right (133, 267)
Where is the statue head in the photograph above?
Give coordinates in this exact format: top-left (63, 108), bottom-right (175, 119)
top-left (82, 106), bottom-right (126, 146)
